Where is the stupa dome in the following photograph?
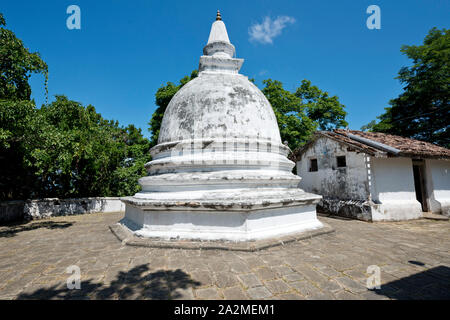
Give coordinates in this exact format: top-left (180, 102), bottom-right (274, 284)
top-left (158, 73), bottom-right (282, 144)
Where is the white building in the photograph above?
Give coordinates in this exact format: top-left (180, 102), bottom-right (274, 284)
top-left (295, 129), bottom-right (450, 221)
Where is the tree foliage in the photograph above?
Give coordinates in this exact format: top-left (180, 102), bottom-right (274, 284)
top-left (27, 96), bottom-right (151, 198)
top-left (370, 28), bottom-right (450, 148)
top-left (0, 99), bottom-right (37, 199)
top-left (0, 96), bottom-right (151, 200)
top-left (360, 120), bottom-right (376, 132)
top-left (296, 80), bottom-right (348, 131)
top-left (261, 79), bottom-right (317, 151)
top-left (262, 79), bottom-right (347, 151)
top-left (0, 12), bottom-right (151, 200)
top-left (0, 13), bottom-right (48, 101)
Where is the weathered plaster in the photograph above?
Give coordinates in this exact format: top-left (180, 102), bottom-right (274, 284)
top-left (297, 137), bottom-right (370, 200)
top-left (158, 73), bottom-right (280, 145)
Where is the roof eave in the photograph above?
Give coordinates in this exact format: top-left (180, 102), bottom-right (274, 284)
top-left (293, 131), bottom-right (387, 161)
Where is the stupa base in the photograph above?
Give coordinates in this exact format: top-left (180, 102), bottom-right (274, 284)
top-left (110, 220), bottom-right (334, 251)
top-left (120, 192), bottom-right (323, 242)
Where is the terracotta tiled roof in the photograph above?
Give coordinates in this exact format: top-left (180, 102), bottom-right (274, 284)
top-left (293, 129), bottom-right (450, 161)
top-left (335, 129), bottom-right (450, 159)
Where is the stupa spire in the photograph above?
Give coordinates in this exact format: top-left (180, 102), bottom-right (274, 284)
top-left (207, 11), bottom-right (230, 45)
top-left (199, 11), bottom-right (244, 73)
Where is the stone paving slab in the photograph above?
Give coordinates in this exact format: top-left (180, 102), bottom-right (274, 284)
top-left (0, 212), bottom-right (449, 300)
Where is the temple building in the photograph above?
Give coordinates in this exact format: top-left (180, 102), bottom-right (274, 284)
top-left (120, 11), bottom-right (324, 241)
top-left (295, 129), bottom-right (450, 221)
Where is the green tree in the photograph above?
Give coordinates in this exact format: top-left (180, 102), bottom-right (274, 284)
top-left (296, 79), bottom-right (348, 131)
top-left (148, 70), bottom-right (198, 147)
top-left (0, 12), bottom-right (48, 199)
top-left (371, 28), bottom-right (450, 148)
top-left (26, 96), bottom-right (151, 198)
top-left (262, 79), bottom-right (347, 151)
top-left (0, 99), bottom-right (38, 199)
top-left (261, 79), bottom-right (317, 151)
top-left (110, 124), bottom-right (151, 197)
top-left (28, 96), bottom-right (120, 197)
top-left (360, 120), bottom-right (376, 132)
top-left (0, 13), bottom-right (48, 101)
top-left (1, 11), bottom-right (151, 200)
top-left (1, 95), bottom-right (152, 200)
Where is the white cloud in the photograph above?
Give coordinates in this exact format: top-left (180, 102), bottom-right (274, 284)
top-left (248, 16), bottom-right (296, 44)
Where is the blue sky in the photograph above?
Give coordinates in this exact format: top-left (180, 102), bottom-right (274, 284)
top-left (2, 0), bottom-right (449, 138)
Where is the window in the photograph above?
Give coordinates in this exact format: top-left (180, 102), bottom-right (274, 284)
top-left (309, 158), bottom-right (318, 172)
top-left (337, 156), bottom-right (346, 168)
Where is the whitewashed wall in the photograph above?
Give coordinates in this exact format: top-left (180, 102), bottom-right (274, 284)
top-left (425, 159), bottom-right (450, 216)
top-left (24, 197), bottom-right (125, 220)
top-left (297, 137), bottom-right (370, 200)
top-left (0, 197), bottom-right (125, 223)
top-left (369, 157), bottom-right (422, 221)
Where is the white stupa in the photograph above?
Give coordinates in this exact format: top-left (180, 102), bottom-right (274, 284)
top-left (121, 11), bottom-right (323, 241)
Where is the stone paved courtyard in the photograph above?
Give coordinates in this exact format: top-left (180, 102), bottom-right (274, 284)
top-left (0, 212), bottom-right (449, 300)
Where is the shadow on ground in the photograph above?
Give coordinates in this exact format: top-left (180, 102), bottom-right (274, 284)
top-left (17, 264), bottom-right (201, 300)
top-left (373, 265), bottom-right (450, 300)
top-left (0, 221), bottom-right (73, 238)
